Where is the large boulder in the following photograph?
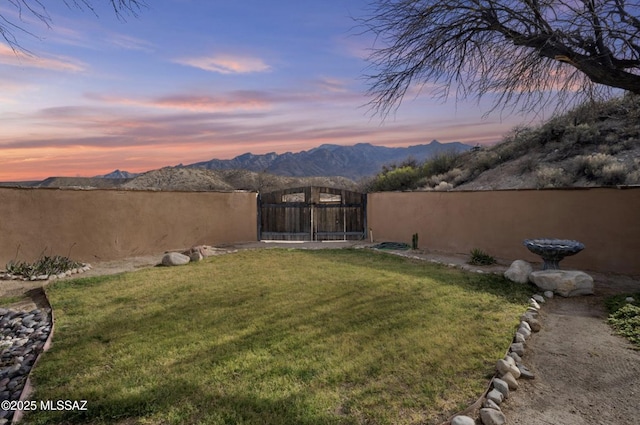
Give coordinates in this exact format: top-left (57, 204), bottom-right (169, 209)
top-left (162, 252), bottom-right (191, 266)
top-left (504, 260), bottom-right (533, 284)
top-left (529, 270), bottom-right (594, 297)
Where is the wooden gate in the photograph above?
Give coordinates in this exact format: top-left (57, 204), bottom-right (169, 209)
top-left (258, 186), bottom-right (366, 241)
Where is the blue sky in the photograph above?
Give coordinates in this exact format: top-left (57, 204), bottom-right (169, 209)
top-left (0, 0), bottom-right (542, 180)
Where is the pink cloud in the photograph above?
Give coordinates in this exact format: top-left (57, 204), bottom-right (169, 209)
top-left (176, 54), bottom-right (271, 74)
top-left (86, 91), bottom-right (274, 112)
top-left (0, 45), bottom-right (86, 72)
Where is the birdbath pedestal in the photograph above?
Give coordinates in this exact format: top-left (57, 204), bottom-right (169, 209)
top-left (523, 239), bottom-right (585, 270)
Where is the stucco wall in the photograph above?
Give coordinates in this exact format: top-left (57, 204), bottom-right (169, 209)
top-left (367, 188), bottom-right (640, 275)
top-left (0, 188), bottom-right (257, 266)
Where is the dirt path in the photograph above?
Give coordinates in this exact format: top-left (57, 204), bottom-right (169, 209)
top-left (502, 274), bottom-right (640, 425)
top-left (1, 244), bottom-right (639, 424)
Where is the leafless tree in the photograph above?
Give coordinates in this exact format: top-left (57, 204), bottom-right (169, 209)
top-left (1, 0), bottom-right (146, 52)
top-left (359, 0), bottom-right (640, 116)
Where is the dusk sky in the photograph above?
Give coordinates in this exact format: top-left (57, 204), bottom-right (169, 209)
top-left (0, 0), bottom-right (548, 181)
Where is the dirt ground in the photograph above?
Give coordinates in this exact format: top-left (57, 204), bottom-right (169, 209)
top-left (1, 242), bottom-right (639, 425)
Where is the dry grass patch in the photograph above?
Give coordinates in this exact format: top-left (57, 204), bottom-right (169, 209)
top-left (28, 249), bottom-right (532, 425)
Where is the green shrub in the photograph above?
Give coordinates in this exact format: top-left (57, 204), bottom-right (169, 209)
top-left (469, 249), bottom-right (497, 266)
top-left (370, 165), bottom-right (421, 191)
top-left (422, 151), bottom-right (459, 177)
top-left (608, 304), bottom-right (640, 348)
top-left (5, 255), bottom-right (83, 279)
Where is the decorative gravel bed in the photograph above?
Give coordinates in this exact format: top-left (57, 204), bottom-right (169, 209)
top-left (0, 307), bottom-right (53, 424)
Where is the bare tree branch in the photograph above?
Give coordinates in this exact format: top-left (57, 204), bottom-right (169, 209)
top-left (0, 0), bottom-right (146, 52)
top-left (358, 0), bottom-right (640, 116)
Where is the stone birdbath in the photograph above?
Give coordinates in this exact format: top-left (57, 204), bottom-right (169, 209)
top-left (523, 238), bottom-right (585, 270)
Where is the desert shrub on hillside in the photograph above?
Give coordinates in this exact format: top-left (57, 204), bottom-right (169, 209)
top-left (422, 151), bottom-right (459, 176)
top-left (370, 165), bottom-right (421, 191)
top-left (369, 152), bottom-right (464, 191)
top-left (563, 123), bottom-right (601, 146)
top-left (535, 166), bottom-right (572, 188)
top-left (601, 163), bottom-right (627, 185)
top-left (425, 168), bottom-right (465, 187)
top-left (572, 153), bottom-right (629, 185)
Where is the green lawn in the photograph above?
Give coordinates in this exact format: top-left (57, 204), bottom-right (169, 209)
top-left (28, 249), bottom-right (532, 425)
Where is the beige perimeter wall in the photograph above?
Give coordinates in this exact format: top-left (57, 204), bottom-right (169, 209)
top-left (367, 188), bottom-right (640, 275)
top-left (0, 188), bottom-right (257, 266)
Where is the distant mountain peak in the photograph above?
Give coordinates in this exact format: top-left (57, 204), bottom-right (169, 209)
top-left (97, 169), bottom-right (139, 179)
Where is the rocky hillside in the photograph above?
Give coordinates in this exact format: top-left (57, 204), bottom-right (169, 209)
top-left (382, 94), bottom-right (640, 191)
top-left (121, 168), bottom-right (359, 192)
top-left (24, 168), bottom-right (360, 192)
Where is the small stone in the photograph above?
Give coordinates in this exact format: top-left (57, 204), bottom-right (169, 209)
top-left (451, 415), bottom-right (476, 425)
top-left (544, 290), bottom-right (554, 298)
top-left (517, 326), bottom-right (531, 339)
top-left (514, 332), bottom-right (526, 343)
top-left (532, 294), bottom-right (545, 303)
top-left (492, 377), bottom-right (509, 399)
top-left (501, 372), bottom-right (519, 390)
top-left (527, 317), bottom-right (542, 332)
top-left (482, 398), bottom-right (501, 410)
top-left (517, 363), bottom-right (535, 379)
top-left (626, 297), bottom-right (635, 303)
top-left (486, 388), bottom-right (504, 405)
top-left (529, 298), bottom-right (541, 310)
top-left (13, 338), bottom-right (29, 347)
top-left (504, 355), bottom-right (515, 366)
top-left (510, 342), bottom-right (525, 356)
top-left (188, 251), bottom-right (204, 262)
top-left (520, 321), bottom-right (531, 332)
top-left (480, 408), bottom-right (507, 425)
top-left (496, 359), bottom-right (520, 379)
top-left (56, 273), bottom-right (66, 279)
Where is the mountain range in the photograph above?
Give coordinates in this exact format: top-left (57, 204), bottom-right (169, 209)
top-left (101, 141), bottom-right (471, 181)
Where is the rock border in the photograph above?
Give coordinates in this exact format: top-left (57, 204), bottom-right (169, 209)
top-left (448, 295), bottom-right (546, 425)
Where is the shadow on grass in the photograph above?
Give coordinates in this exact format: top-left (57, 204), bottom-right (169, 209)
top-left (300, 248), bottom-right (535, 304)
top-left (30, 379), bottom-right (348, 425)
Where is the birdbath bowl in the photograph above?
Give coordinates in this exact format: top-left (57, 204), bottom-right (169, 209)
top-left (523, 238), bottom-right (585, 270)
